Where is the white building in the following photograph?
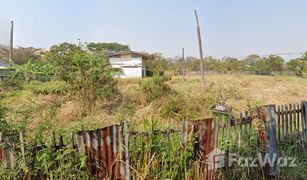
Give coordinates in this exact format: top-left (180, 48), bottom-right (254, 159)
top-left (0, 59), bottom-right (10, 69)
top-left (108, 51), bottom-right (152, 78)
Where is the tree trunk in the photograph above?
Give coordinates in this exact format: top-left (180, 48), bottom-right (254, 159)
top-left (194, 10), bottom-right (205, 91)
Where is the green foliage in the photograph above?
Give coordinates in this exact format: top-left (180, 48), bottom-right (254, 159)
top-left (12, 61), bottom-right (51, 83)
top-left (158, 93), bottom-right (217, 121)
top-left (86, 42), bottom-right (130, 53)
top-left (24, 80), bottom-right (70, 95)
top-left (278, 138), bottom-right (307, 179)
top-left (205, 56), bottom-right (223, 71)
top-left (70, 51), bottom-right (117, 103)
top-left (45, 43), bottom-right (83, 81)
top-left (286, 58), bottom-right (305, 76)
top-left (0, 105), bottom-right (9, 133)
top-left (34, 147), bottom-right (87, 179)
top-left (139, 76), bottom-right (172, 102)
top-left (185, 57), bottom-right (201, 72)
top-left (0, 145), bottom-right (88, 179)
top-left (43, 42), bottom-right (118, 110)
top-left (1, 60), bottom-right (52, 91)
top-left (129, 118), bottom-right (196, 179)
top-left (242, 54), bottom-right (262, 71)
top-left (0, 105), bottom-right (18, 137)
top-left (1, 76), bottom-right (23, 89)
top-left (170, 53), bottom-right (307, 76)
top-left (146, 53), bottom-right (172, 75)
top-left (222, 57), bottom-right (242, 72)
top-left (45, 43), bottom-right (117, 97)
top-left (255, 55), bottom-right (284, 71)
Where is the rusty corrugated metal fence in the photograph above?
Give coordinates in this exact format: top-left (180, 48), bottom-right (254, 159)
top-left (1, 101), bottom-right (307, 179)
top-left (181, 118), bottom-right (217, 180)
top-left (76, 121), bottom-right (130, 179)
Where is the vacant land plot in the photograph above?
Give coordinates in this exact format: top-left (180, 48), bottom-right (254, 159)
top-left (1, 74), bottom-right (307, 136)
top-left (2, 73), bottom-right (307, 179)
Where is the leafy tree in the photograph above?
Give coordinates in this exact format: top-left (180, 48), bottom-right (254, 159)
top-left (204, 56), bottom-right (223, 71)
top-left (242, 54), bottom-right (261, 71)
top-left (286, 58), bottom-right (305, 76)
top-left (44, 43), bottom-right (117, 109)
top-left (69, 51), bottom-right (117, 110)
top-left (254, 55), bottom-right (284, 74)
top-left (222, 57), bottom-right (242, 72)
top-left (286, 52), bottom-right (307, 76)
top-left (302, 51), bottom-right (307, 61)
top-left (146, 53), bottom-right (170, 76)
top-left (86, 42), bottom-right (130, 53)
top-left (14, 61), bottom-right (39, 82)
top-left (45, 43), bottom-right (83, 81)
top-left (265, 55), bottom-right (284, 72)
top-left (185, 57), bottom-right (200, 72)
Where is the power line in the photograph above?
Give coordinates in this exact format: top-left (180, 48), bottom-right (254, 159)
top-left (235, 52), bottom-right (305, 59)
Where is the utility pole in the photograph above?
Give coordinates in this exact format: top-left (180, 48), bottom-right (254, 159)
top-left (9, 20), bottom-right (14, 64)
top-left (194, 10), bottom-right (205, 91)
top-left (182, 47), bottom-right (186, 80)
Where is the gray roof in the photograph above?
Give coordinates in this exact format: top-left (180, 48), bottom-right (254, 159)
top-left (0, 59), bottom-right (10, 67)
top-left (108, 51), bottom-right (153, 60)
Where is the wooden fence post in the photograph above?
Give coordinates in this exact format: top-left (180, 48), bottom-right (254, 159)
top-left (0, 132), bottom-right (7, 168)
top-left (123, 122), bottom-right (130, 180)
top-left (19, 131), bottom-right (25, 161)
top-left (302, 101), bottom-right (307, 136)
top-left (266, 105), bottom-right (278, 177)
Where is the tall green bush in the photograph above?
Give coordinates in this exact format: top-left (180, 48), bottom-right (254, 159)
top-left (24, 80), bottom-right (70, 95)
top-left (139, 76), bottom-right (172, 102)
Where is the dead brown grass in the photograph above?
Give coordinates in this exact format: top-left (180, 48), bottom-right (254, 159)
top-left (3, 74), bottom-right (307, 133)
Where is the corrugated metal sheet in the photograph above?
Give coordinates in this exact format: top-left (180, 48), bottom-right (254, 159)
top-left (0, 133), bottom-right (5, 162)
top-left (77, 122), bottom-right (130, 179)
top-left (181, 118), bottom-right (217, 180)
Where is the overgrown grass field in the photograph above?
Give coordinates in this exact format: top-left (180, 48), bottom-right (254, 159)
top-left (1, 73), bottom-right (307, 136)
top-left (2, 73), bottom-right (307, 179)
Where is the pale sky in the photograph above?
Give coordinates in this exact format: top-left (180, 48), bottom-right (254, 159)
top-left (0, 0), bottom-right (307, 59)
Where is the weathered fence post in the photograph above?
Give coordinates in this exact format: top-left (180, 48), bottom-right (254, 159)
top-left (123, 121), bottom-right (130, 180)
top-left (181, 118), bottom-right (217, 179)
top-left (19, 131), bottom-right (25, 161)
top-left (302, 101), bottom-right (307, 136)
top-left (266, 105), bottom-right (278, 177)
top-left (0, 132), bottom-right (7, 168)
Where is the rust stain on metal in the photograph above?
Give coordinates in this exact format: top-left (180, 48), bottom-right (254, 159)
top-left (181, 118), bottom-right (217, 180)
top-left (77, 122), bottom-right (130, 179)
top-left (0, 140), bottom-right (5, 162)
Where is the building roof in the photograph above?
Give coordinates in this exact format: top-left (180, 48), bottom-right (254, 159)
top-left (108, 51), bottom-right (153, 60)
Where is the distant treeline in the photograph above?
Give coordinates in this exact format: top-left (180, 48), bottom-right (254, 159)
top-left (2, 42), bottom-right (307, 76)
top-left (149, 53), bottom-right (307, 76)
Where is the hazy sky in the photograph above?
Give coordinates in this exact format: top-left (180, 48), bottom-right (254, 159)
top-left (0, 0), bottom-right (307, 59)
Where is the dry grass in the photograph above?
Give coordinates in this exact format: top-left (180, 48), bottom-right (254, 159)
top-left (2, 74), bottom-right (307, 133)
top-left (121, 74), bottom-right (307, 109)
top-left (209, 74), bottom-right (307, 109)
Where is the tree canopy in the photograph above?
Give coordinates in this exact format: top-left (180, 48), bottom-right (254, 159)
top-left (86, 42), bottom-right (130, 53)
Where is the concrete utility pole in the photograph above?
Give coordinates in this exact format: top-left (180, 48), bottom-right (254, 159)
top-left (9, 20), bottom-right (14, 64)
top-left (182, 47), bottom-right (186, 80)
top-left (194, 10), bottom-right (205, 91)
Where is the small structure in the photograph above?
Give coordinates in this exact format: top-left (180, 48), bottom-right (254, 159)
top-left (211, 97), bottom-right (232, 116)
top-left (0, 58), bottom-right (13, 78)
top-left (108, 51), bottom-right (152, 78)
top-left (0, 58), bottom-right (10, 69)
